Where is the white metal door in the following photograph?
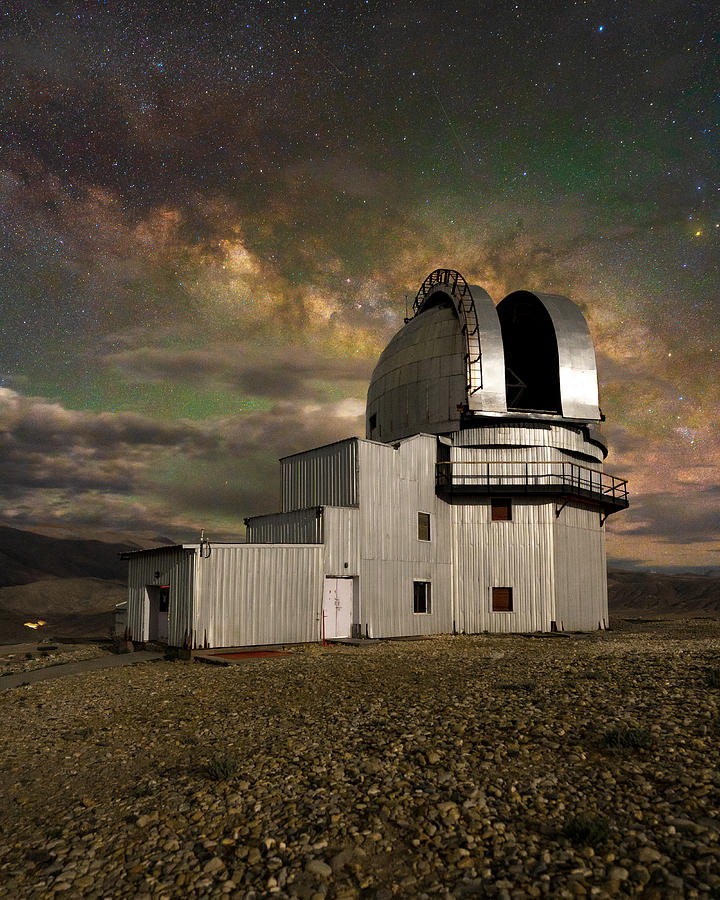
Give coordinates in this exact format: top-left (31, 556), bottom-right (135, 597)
top-left (323, 577), bottom-right (353, 639)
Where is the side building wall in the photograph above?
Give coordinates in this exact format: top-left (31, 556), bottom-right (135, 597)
top-left (126, 547), bottom-right (195, 646)
top-left (553, 504), bottom-right (608, 630)
top-left (357, 435), bottom-right (453, 638)
top-left (281, 439), bottom-right (358, 512)
top-left (193, 545), bottom-right (324, 648)
top-left (448, 422), bottom-right (609, 633)
top-left (245, 508), bottom-right (323, 544)
top-left (452, 497), bottom-right (556, 634)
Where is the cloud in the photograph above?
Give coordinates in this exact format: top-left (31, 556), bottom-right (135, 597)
top-left (0, 386), bottom-right (366, 540)
top-left (102, 343), bottom-right (374, 398)
top-left (613, 490), bottom-right (720, 546)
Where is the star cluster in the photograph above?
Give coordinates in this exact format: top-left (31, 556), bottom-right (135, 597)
top-left (0, 1), bottom-right (717, 568)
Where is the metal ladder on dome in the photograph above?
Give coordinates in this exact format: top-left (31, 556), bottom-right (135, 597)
top-left (412, 268), bottom-right (483, 396)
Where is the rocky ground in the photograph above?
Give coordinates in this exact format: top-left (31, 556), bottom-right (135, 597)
top-left (1, 618), bottom-right (720, 899)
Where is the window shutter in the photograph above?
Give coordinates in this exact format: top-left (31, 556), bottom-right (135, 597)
top-left (491, 498), bottom-right (512, 521)
top-left (492, 587), bottom-right (513, 611)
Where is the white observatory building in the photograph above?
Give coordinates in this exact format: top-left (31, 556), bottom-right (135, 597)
top-left (124, 269), bottom-right (628, 648)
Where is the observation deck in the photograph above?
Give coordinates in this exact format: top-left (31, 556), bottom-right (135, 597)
top-left (436, 460), bottom-right (629, 517)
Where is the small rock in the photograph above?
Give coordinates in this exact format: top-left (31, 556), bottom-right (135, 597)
top-left (607, 866), bottom-right (629, 881)
top-left (629, 865), bottom-right (651, 886)
top-left (203, 856), bottom-right (225, 876)
top-left (135, 812), bottom-right (158, 828)
top-left (306, 858), bottom-right (333, 878)
top-left (331, 848), bottom-right (354, 872)
top-left (637, 846), bottom-right (662, 864)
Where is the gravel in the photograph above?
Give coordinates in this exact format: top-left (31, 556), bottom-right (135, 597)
top-left (1, 618), bottom-right (719, 898)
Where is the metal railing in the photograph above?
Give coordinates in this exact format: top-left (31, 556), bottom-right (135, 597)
top-left (436, 460), bottom-right (629, 506)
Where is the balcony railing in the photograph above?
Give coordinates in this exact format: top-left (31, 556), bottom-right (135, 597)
top-left (436, 460), bottom-right (629, 512)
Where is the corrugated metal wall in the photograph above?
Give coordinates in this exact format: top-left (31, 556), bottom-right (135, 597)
top-left (452, 498), bottom-right (556, 634)
top-left (451, 445), bottom-right (600, 466)
top-left (357, 435), bottom-right (453, 637)
top-left (194, 545), bottom-right (323, 648)
top-left (281, 439), bottom-right (359, 512)
top-left (245, 508), bottom-right (323, 543)
top-left (454, 423), bottom-right (605, 463)
top-left (554, 505), bottom-right (608, 630)
top-left (323, 507), bottom-right (360, 576)
top-left (126, 547), bottom-right (195, 645)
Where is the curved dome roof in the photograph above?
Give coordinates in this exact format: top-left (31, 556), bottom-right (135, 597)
top-left (366, 270), bottom-right (601, 444)
top-left (366, 302), bottom-right (466, 442)
top-left (366, 270), bottom-right (507, 442)
top-left (497, 290), bottom-right (600, 420)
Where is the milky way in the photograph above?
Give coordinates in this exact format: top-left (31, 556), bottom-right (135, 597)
top-left (0, 1), bottom-right (717, 568)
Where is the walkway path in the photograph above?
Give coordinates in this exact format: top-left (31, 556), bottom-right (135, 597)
top-left (0, 650), bottom-right (164, 690)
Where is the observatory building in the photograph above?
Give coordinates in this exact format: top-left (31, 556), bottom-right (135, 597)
top-left (124, 269), bottom-right (628, 648)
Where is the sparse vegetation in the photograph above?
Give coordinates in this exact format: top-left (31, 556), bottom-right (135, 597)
top-left (562, 814), bottom-right (610, 846)
top-left (601, 725), bottom-right (655, 750)
top-left (203, 752), bottom-right (240, 781)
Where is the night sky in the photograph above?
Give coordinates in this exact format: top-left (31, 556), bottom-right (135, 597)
top-left (1, 1), bottom-right (717, 569)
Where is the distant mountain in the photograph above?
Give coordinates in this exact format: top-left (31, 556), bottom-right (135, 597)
top-left (0, 523), bottom-right (145, 586)
top-left (0, 578), bottom-right (126, 644)
top-left (0, 524), bottom-right (154, 643)
top-left (608, 568), bottom-right (720, 614)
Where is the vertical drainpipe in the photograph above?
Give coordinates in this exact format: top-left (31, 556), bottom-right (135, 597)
top-left (192, 545), bottom-right (201, 650)
top-left (447, 449), bottom-right (458, 637)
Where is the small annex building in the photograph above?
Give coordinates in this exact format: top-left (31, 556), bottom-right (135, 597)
top-left (123, 269), bottom-right (629, 648)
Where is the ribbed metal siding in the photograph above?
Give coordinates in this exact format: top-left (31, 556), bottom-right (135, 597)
top-left (245, 508), bottom-right (323, 543)
top-left (554, 505), bottom-right (608, 630)
top-left (454, 424), bottom-right (604, 462)
top-left (451, 445), bottom-right (603, 467)
top-left (452, 498), bottom-right (556, 634)
top-left (281, 439), bottom-right (359, 512)
top-left (194, 545), bottom-right (323, 648)
top-left (126, 548), bottom-right (195, 646)
top-left (357, 435), bottom-right (453, 637)
top-left (323, 507), bottom-right (360, 576)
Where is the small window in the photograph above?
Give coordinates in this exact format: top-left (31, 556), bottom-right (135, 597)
top-left (413, 581), bottom-right (431, 614)
top-left (369, 413), bottom-right (377, 433)
top-left (418, 512), bottom-right (431, 541)
top-left (491, 498), bottom-right (512, 521)
top-left (492, 587), bottom-right (513, 612)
